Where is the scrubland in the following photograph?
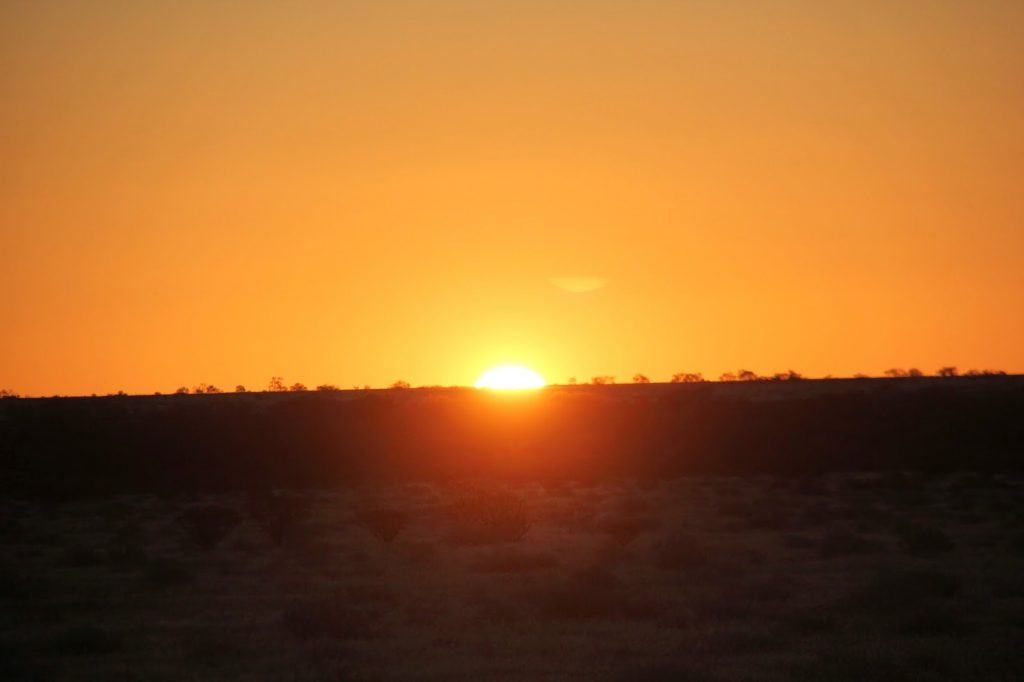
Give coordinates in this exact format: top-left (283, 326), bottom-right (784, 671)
top-left (3, 472), bottom-right (1024, 681)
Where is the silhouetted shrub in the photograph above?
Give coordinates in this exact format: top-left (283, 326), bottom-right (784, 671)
top-left (177, 506), bottom-right (241, 549)
top-left (446, 484), bottom-right (531, 544)
top-left (632, 374), bottom-right (651, 384)
top-left (356, 507), bottom-right (408, 543)
top-left (671, 373), bottom-right (705, 383)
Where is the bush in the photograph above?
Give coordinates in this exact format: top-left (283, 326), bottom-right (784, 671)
top-left (446, 484), bottom-right (531, 544)
top-left (176, 506), bottom-right (241, 550)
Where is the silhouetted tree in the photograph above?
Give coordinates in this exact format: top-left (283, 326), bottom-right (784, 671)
top-left (391, 380), bottom-right (411, 389)
top-left (719, 372), bottom-right (737, 382)
top-left (316, 384), bottom-right (341, 391)
top-left (907, 368), bottom-right (923, 377)
top-left (965, 369), bottom-right (1007, 376)
top-left (174, 386), bottom-right (190, 395)
top-left (937, 367), bottom-right (958, 377)
top-left (0, 389), bottom-right (19, 399)
top-left (671, 372), bottom-right (705, 383)
top-left (737, 369), bottom-right (759, 381)
top-left (235, 385), bottom-right (247, 393)
top-left (268, 377), bottom-right (286, 392)
top-left (771, 370), bottom-right (804, 381)
top-left (193, 384), bottom-right (221, 394)
top-left (289, 383), bottom-right (308, 392)
top-left (884, 369), bottom-right (908, 378)
top-left (632, 374), bottom-right (651, 384)
top-left (591, 376), bottom-right (615, 385)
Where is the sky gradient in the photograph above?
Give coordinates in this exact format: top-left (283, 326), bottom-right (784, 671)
top-left (2, 1), bottom-right (1022, 395)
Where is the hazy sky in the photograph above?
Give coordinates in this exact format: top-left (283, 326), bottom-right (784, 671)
top-left (2, 1), bottom-right (1022, 395)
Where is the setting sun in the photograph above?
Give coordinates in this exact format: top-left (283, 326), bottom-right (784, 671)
top-left (474, 365), bottom-right (546, 390)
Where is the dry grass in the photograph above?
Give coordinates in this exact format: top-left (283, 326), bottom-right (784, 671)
top-left (1, 474), bottom-right (1023, 680)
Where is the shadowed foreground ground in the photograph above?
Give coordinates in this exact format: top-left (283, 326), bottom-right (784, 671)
top-left (3, 472), bottom-right (1023, 680)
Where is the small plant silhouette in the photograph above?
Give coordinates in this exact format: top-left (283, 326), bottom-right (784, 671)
top-left (446, 483), bottom-right (531, 544)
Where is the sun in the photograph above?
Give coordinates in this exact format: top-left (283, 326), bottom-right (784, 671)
top-left (474, 365), bottom-right (546, 390)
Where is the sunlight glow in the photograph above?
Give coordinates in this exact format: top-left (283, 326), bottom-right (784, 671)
top-left (474, 365), bottom-right (546, 390)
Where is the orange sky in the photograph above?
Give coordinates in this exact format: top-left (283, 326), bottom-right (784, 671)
top-left (2, 1), bottom-right (1022, 395)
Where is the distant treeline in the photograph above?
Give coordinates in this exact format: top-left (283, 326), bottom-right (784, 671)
top-left (0, 366), bottom-right (1009, 399)
top-left (1, 377), bottom-right (1022, 498)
